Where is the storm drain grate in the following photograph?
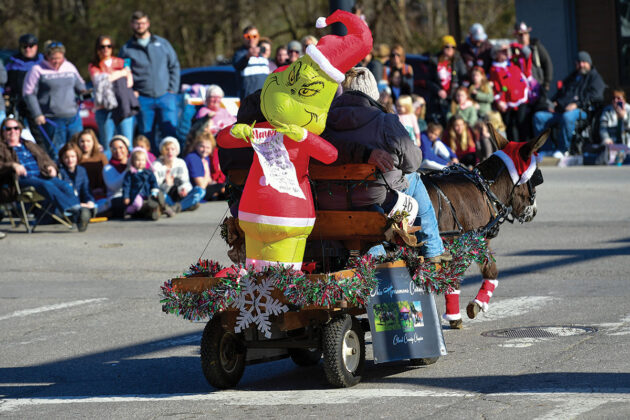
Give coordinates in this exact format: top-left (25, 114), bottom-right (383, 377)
top-left (482, 326), bottom-right (597, 339)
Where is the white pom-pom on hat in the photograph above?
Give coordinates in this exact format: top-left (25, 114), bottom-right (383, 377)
top-left (316, 17), bottom-right (327, 28)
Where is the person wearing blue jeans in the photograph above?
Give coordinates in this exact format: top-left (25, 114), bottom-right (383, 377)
top-left (136, 93), bottom-right (177, 151)
top-left (165, 185), bottom-right (205, 211)
top-left (402, 172), bottom-right (444, 257)
top-left (42, 112), bottom-right (83, 154)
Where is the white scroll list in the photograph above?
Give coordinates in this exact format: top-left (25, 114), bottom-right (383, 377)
top-left (251, 128), bottom-right (306, 199)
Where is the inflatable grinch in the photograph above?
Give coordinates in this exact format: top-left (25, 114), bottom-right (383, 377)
top-left (217, 10), bottom-right (373, 270)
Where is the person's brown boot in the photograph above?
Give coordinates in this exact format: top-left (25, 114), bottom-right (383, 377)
top-left (428, 250), bottom-right (453, 264)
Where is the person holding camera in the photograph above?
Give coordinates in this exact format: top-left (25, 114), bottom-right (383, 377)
top-left (233, 25), bottom-right (270, 100)
top-left (600, 88), bottom-right (630, 146)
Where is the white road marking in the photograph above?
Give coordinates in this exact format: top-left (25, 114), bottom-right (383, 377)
top-left (1, 389), bottom-right (629, 413)
top-left (533, 398), bottom-right (608, 420)
top-left (0, 299), bottom-right (108, 321)
top-left (596, 314), bottom-right (630, 336)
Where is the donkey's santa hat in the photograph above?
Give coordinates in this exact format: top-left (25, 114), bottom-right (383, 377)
top-left (494, 141), bottom-right (542, 185)
top-left (305, 10), bottom-right (373, 83)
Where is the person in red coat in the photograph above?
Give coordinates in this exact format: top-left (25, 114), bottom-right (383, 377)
top-left (489, 41), bottom-right (529, 141)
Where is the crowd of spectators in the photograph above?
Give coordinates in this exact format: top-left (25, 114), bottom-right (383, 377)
top-left (0, 11), bottom-right (626, 237)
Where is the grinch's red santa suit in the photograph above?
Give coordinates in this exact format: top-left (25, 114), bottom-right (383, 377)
top-left (489, 60), bottom-right (528, 109)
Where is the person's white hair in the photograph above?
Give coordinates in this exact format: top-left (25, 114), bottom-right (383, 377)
top-left (342, 67), bottom-right (379, 101)
top-left (206, 84), bottom-right (224, 98)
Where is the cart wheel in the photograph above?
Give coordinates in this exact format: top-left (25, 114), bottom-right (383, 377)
top-left (289, 348), bottom-right (322, 366)
top-left (200, 316), bottom-right (246, 389)
top-left (322, 315), bottom-right (365, 387)
top-left (409, 357), bottom-right (439, 366)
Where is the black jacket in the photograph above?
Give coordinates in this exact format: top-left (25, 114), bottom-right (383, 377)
top-left (554, 68), bottom-right (606, 111)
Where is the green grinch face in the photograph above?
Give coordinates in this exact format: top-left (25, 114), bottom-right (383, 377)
top-left (260, 55), bottom-right (338, 135)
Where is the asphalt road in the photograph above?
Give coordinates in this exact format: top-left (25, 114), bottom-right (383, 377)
top-left (1, 166), bottom-right (629, 419)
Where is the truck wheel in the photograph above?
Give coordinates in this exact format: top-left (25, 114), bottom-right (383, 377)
top-left (322, 315), bottom-right (365, 387)
top-left (289, 348), bottom-right (322, 366)
top-left (200, 316), bottom-right (246, 389)
top-left (409, 357), bottom-right (439, 366)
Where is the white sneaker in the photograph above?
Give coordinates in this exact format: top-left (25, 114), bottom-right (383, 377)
top-left (552, 151), bottom-right (565, 159)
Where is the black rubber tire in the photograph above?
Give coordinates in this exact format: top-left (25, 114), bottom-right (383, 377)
top-left (409, 357), bottom-right (439, 366)
top-left (322, 315), bottom-right (365, 387)
top-left (200, 316), bottom-right (246, 389)
top-left (289, 348), bottom-right (322, 366)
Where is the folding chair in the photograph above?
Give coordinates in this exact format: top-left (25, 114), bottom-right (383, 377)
top-left (5, 177), bottom-right (73, 233)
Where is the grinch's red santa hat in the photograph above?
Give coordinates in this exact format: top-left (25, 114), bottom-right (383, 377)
top-left (494, 141), bottom-right (542, 185)
top-left (306, 9), bottom-right (373, 83)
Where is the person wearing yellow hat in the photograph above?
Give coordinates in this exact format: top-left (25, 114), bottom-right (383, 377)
top-left (431, 35), bottom-right (467, 122)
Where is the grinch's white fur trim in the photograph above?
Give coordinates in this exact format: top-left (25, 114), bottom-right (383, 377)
top-left (494, 150), bottom-right (537, 186)
top-left (484, 279), bottom-right (499, 287)
top-left (246, 258), bottom-right (302, 271)
top-left (473, 299), bottom-right (489, 312)
top-left (446, 290), bottom-right (461, 295)
top-left (443, 312), bottom-right (462, 321)
top-left (316, 17), bottom-right (327, 28)
top-left (306, 44), bottom-right (345, 83)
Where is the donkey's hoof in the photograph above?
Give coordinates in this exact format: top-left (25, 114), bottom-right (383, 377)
top-left (466, 301), bottom-right (481, 319)
top-left (449, 319), bottom-right (463, 329)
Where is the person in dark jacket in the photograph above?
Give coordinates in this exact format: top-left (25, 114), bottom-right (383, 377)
top-left (459, 23), bottom-right (493, 75)
top-left (0, 117), bottom-right (90, 231)
top-left (119, 10), bottom-right (180, 151)
top-left (514, 21), bottom-right (553, 95)
top-left (122, 146), bottom-right (170, 219)
top-left (58, 142), bottom-right (96, 212)
top-left (432, 35), bottom-right (468, 123)
top-left (5, 34), bottom-right (44, 122)
top-left (319, 67), bottom-right (450, 262)
top-left (533, 51), bottom-right (606, 156)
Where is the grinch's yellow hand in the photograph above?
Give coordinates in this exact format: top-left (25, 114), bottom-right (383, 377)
top-left (274, 122), bottom-right (306, 142)
top-left (230, 122), bottom-right (256, 143)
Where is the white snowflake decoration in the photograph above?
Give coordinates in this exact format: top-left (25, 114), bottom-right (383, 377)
top-left (231, 275), bottom-right (289, 338)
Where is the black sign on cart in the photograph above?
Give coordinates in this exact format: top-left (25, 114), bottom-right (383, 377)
top-left (366, 263), bottom-right (447, 364)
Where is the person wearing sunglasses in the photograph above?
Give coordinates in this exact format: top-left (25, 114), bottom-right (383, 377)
top-left (233, 25), bottom-right (269, 100)
top-left (431, 35), bottom-right (467, 120)
top-left (119, 10), bottom-right (180, 152)
top-left (5, 34), bottom-right (44, 124)
top-left (22, 40), bottom-right (87, 159)
top-left (382, 44), bottom-right (414, 94)
top-left (88, 35), bottom-right (137, 153)
top-left (0, 117), bottom-right (91, 231)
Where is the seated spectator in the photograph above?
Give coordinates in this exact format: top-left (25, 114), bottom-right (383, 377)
top-left (444, 115), bottom-right (476, 168)
top-left (447, 86), bottom-right (478, 128)
top-left (388, 68), bottom-right (412, 103)
top-left (194, 85), bottom-right (237, 135)
top-left (152, 136), bottom-right (205, 212)
top-left (411, 94), bottom-right (428, 133)
top-left (489, 41), bottom-right (529, 142)
top-left (287, 40), bottom-right (302, 63)
top-left (58, 142), bottom-right (96, 214)
top-left (599, 88), bottom-right (630, 146)
top-left (102, 134), bottom-right (130, 218)
top-left (459, 23), bottom-right (493, 75)
top-left (76, 128), bottom-right (108, 199)
top-left (132, 134), bottom-right (156, 167)
top-left (301, 35), bottom-right (318, 53)
top-left (383, 44), bottom-right (414, 93)
top-left (274, 46), bottom-right (289, 68)
top-left (533, 51), bottom-right (606, 157)
top-left (0, 117), bottom-right (91, 231)
top-left (469, 66), bottom-right (494, 119)
top-left (122, 147), bottom-right (171, 219)
top-left (184, 131), bottom-right (226, 201)
top-left (420, 122), bottom-right (458, 170)
top-left (396, 95), bottom-right (420, 146)
top-left (378, 86), bottom-right (395, 114)
top-left (473, 120), bottom-right (496, 161)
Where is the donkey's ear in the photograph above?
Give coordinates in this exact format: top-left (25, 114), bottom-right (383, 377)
top-left (487, 122), bottom-right (509, 150)
top-left (519, 129), bottom-right (551, 160)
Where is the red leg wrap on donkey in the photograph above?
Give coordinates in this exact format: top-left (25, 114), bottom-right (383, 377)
top-left (443, 290), bottom-right (462, 321)
top-left (473, 279), bottom-right (498, 312)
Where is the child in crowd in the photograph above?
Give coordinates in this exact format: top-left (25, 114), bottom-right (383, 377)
top-left (378, 86), bottom-right (395, 114)
top-left (76, 128), bottom-right (109, 199)
top-left (58, 143), bottom-right (96, 226)
top-left (153, 136), bottom-right (206, 212)
top-left (474, 120), bottom-right (497, 161)
top-left (420, 123), bottom-right (458, 170)
top-left (122, 147), bottom-right (172, 220)
top-left (444, 115), bottom-right (477, 168)
top-left (184, 131), bottom-right (225, 201)
top-left (447, 86), bottom-right (478, 128)
top-left (469, 67), bottom-right (494, 120)
top-left (133, 134), bottom-right (157, 167)
top-left (396, 95), bottom-right (420, 146)
top-left (412, 94), bottom-right (428, 133)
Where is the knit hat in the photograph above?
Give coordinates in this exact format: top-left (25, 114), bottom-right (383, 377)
top-left (159, 136), bottom-right (180, 156)
top-left (344, 67), bottom-right (379, 101)
top-left (469, 23), bottom-right (487, 42)
top-left (306, 9), bottom-right (373, 83)
top-left (442, 35), bottom-right (457, 48)
top-left (514, 21), bottom-right (532, 34)
top-left (109, 134), bottom-right (130, 149)
top-left (577, 51), bottom-right (592, 66)
top-left (19, 33), bottom-right (38, 46)
top-left (287, 40), bottom-right (302, 54)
